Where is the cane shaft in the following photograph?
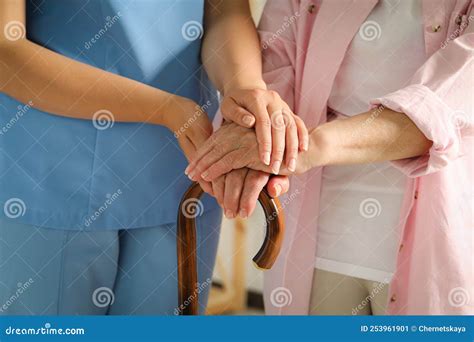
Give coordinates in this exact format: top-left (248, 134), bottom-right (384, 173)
top-left (177, 182), bottom-right (284, 315)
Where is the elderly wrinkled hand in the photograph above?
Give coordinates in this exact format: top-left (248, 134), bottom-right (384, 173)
top-left (186, 122), bottom-right (312, 183)
top-left (186, 122), bottom-right (270, 182)
top-left (188, 122), bottom-right (292, 219)
top-left (209, 169), bottom-right (289, 219)
top-left (187, 85), bottom-right (311, 218)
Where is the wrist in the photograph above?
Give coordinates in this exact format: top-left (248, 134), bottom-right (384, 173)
top-left (139, 88), bottom-right (177, 126)
top-left (152, 93), bottom-right (184, 128)
top-left (222, 78), bottom-right (267, 95)
top-left (307, 126), bottom-right (331, 168)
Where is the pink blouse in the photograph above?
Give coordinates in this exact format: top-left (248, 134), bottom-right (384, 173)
top-left (259, 0), bottom-right (473, 315)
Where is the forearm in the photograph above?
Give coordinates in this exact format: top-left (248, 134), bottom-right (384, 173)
top-left (0, 39), bottom-right (174, 125)
top-left (202, 0), bottom-right (266, 94)
top-left (308, 107), bottom-right (433, 167)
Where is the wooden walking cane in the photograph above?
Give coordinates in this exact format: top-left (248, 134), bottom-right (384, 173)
top-left (176, 182), bottom-right (285, 315)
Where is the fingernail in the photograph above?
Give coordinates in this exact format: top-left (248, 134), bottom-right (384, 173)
top-left (188, 170), bottom-right (196, 180)
top-left (263, 152), bottom-right (271, 165)
top-left (242, 115), bottom-right (254, 126)
top-left (303, 140), bottom-right (309, 151)
top-left (272, 161), bottom-right (281, 174)
top-left (288, 158), bottom-right (296, 172)
top-left (274, 184), bottom-right (282, 197)
top-left (239, 209), bottom-right (248, 218)
top-left (184, 165), bottom-right (191, 175)
top-left (225, 209), bottom-right (234, 219)
top-left (201, 171), bottom-right (210, 181)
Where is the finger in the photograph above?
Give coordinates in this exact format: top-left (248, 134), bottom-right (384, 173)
top-left (182, 133), bottom-right (214, 194)
top-left (179, 136), bottom-right (196, 162)
top-left (187, 111), bottom-right (213, 147)
top-left (247, 99), bottom-right (272, 166)
top-left (201, 150), bottom-right (245, 182)
top-left (268, 106), bottom-right (285, 174)
top-left (239, 170), bottom-right (269, 217)
top-left (189, 142), bottom-right (236, 181)
top-left (294, 114), bottom-right (309, 151)
top-left (185, 130), bottom-right (218, 175)
top-left (212, 175), bottom-right (226, 207)
top-left (185, 138), bottom-right (214, 175)
top-left (266, 175), bottom-right (290, 198)
top-left (284, 112), bottom-right (298, 172)
top-left (221, 97), bottom-right (256, 128)
top-left (199, 180), bottom-right (214, 196)
top-left (223, 169), bottom-right (248, 218)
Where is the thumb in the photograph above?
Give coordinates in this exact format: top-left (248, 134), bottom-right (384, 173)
top-left (188, 114), bottom-right (213, 148)
top-left (266, 175), bottom-right (290, 198)
top-left (179, 136), bottom-right (196, 162)
top-left (221, 97), bottom-right (256, 128)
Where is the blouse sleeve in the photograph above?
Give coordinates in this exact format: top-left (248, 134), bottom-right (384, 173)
top-left (371, 2), bottom-right (474, 177)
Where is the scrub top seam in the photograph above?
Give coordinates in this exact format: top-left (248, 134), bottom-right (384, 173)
top-left (85, 2), bottom-right (105, 229)
top-left (56, 229), bottom-right (69, 315)
top-left (86, 129), bottom-right (99, 230)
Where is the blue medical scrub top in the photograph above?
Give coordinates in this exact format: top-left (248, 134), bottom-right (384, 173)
top-left (0, 0), bottom-right (219, 230)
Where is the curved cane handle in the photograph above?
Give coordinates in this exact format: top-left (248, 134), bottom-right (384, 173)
top-left (251, 187), bottom-right (285, 269)
top-left (176, 182), bottom-right (285, 315)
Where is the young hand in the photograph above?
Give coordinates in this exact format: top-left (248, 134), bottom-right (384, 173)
top-left (220, 88), bottom-right (309, 173)
top-left (162, 95), bottom-right (213, 162)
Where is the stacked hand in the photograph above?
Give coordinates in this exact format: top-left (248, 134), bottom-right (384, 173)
top-left (178, 88), bottom-right (311, 219)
